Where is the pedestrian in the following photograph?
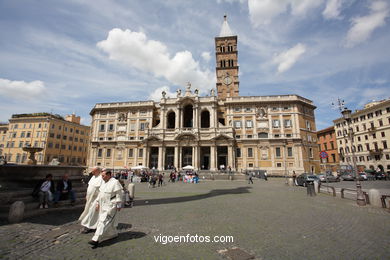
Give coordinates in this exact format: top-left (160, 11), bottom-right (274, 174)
top-left (264, 171), bottom-right (268, 181)
top-left (79, 167), bottom-right (103, 234)
top-left (158, 173), bottom-right (164, 187)
top-left (248, 172), bottom-right (253, 184)
top-left (88, 171), bottom-right (123, 249)
top-left (54, 174), bottom-right (76, 206)
top-left (32, 174), bottom-right (55, 209)
top-left (292, 171), bottom-right (297, 186)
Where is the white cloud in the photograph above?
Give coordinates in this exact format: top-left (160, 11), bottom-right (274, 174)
top-left (0, 78), bottom-right (46, 100)
top-left (217, 0), bottom-right (246, 3)
top-left (344, 1), bottom-right (390, 47)
top-left (322, 0), bottom-right (343, 20)
top-left (97, 28), bottom-right (215, 93)
top-left (273, 43), bottom-right (306, 73)
top-left (148, 86), bottom-right (177, 101)
top-left (201, 51), bottom-right (211, 62)
top-left (361, 87), bottom-right (390, 100)
top-left (248, 0), bottom-right (324, 26)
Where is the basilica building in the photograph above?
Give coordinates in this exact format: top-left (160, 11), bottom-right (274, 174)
top-left (88, 17), bottom-right (320, 175)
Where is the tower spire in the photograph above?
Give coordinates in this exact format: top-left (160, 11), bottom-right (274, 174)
top-left (219, 14), bottom-right (233, 37)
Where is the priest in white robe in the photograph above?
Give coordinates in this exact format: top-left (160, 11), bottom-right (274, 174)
top-left (79, 166), bottom-right (103, 233)
top-left (89, 170), bottom-right (123, 248)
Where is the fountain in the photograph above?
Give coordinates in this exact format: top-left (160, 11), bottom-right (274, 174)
top-left (22, 145), bottom-right (43, 165)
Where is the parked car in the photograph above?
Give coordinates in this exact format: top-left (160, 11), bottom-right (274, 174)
top-left (374, 172), bottom-right (386, 180)
top-left (296, 173), bottom-right (320, 187)
top-left (359, 172), bottom-right (368, 181)
top-left (318, 174), bottom-right (340, 182)
top-left (341, 173), bottom-right (355, 181)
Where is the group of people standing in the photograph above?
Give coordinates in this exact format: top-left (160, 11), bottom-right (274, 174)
top-left (79, 167), bottom-right (124, 249)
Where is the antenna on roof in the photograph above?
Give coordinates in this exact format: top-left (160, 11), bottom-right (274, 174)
top-left (331, 98), bottom-right (345, 112)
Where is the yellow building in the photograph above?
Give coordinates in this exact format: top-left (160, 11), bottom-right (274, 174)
top-left (2, 113), bottom-right (90, 166)
top-left (0, 123), bottom-right (9, 157)
top-left (88, 16), bottom-right (320, 175)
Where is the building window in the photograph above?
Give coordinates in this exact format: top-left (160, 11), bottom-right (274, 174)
top-left (306, 121), bottom-right (311, 130)
top-left (234, 120), bottom-right (242, 128)
top-left (55, 143), bottom-right (60, 149)
top-left (272, 107), bottom-right (278, 111)
top-left (140, 122), bottom-right (148, 131)
top-left (97, 149), bottom-right (102, 157)
top-left (106, 149), bottom-right (111, 158)
top-left (383, 141), bottom-right (388, 149)
top-left (128, 149), bottom-right (134, 157)
top-left (19, 142), bottom-right (24, 148)
top-left (379, 119), bottom-right (383, 126)
top-left (284, 119), bottom-right (292, 128)
top-left (236, 135), bottom-right (241, 139)
top-left (138, 148), bottom-right (143, 158)
top-left (109, 124), bottom-right (114, 131)
top-left (99, 124), bottom-right (105, 132)
top-left (247, 135), bottom-right (252, 138)
top-left (258, 132), bottom-right (268, 138)
top-left (381, 132), bottom-right (385, 137)
top-left (248, 148), bottom-right (253, 157)
top-left (272, 120), bottom-right (280, 128)
top-left (276, 163), bottom-right (282, 167)
top-left (245, 107), bottom-right (252, 112)
top-left (56, 134), bottom-right (61, 139)
top-left (287, 147), bottom-right (293, 157)
top-left (275, 147), bottom-right (281, 158)
top-left (234, 107), bottom-right (241, 112)
top-left (309, 148), bottom-right (313, 158)
top-left (246, 120), bottom-right (253, 128)
top-left (236, 148), bottom-right (241, 157)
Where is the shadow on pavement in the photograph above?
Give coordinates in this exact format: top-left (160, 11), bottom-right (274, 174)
top-left (98, 231), bottom-right (147, 248)
top-left (134, 186), bottom-right (252, 207)
top-left (24, 208), bottom-right (83, 226)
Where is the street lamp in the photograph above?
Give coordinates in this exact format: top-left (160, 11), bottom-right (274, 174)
top-left (341, 107), bottom-right (366, 206)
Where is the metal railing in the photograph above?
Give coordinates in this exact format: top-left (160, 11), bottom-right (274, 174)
top-left (318, 184), bottom-right (336, 197)
top-left (340, 188), bottom-right (370, 204)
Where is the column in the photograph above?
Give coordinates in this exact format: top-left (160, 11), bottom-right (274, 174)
top-left (142, 147), bottom-right (147, 166)
top-left (254, 145), bottom-right (259, 168)
top-left (192, 146), bottom-right (195, 167)
top-left (174, 145), bottom-right (179, 170)
top-left (210, 145), bottom-right (216, 171)
top-left (178, 146), bottom-right (182, 169)
top-left (158, 146), bottom-right (163, 171)
top-left (228, 145), bottom-right (233, 169)
top-left (134, 147), bottom-right (138, 166)
top-left (194, 146), bottom-right (199, 170)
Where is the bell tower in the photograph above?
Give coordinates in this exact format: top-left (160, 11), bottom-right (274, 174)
top-left (215, 15), bottom-right (239, 100)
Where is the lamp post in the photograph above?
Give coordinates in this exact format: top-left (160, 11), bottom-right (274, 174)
top-left (341, 107), bottom-right (366, 206)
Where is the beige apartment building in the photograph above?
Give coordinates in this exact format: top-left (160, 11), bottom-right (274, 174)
top-left (0, 123), bottom-right (9, 157)
top-left (2, 113), bottom-right (90, 166)
top-left (88, 16), bottom-right (320, 175)
top-left (334, 99), bottom-right (390, 173)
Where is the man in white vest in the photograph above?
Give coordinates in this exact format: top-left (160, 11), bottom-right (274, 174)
top-left (88, 170), bottom-right (123, 249)
top-left (79, 166), bottom-right (103, 233)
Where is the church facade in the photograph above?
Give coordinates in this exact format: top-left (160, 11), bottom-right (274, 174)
top-left (88, 17), bottom-right (320, 175)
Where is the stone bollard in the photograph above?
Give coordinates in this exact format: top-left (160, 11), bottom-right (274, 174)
top-left (307, 181), bottom-right (316, 196)
top-left (8, 201), bottom-right (25, 223)
top-left (314, 181), bottom-right (319, 194)
top-left (368, 189), bottom-right (382, 207)
top-left (288, 178), bottom-right (294, 186)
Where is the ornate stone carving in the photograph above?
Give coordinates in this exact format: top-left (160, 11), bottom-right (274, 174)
top-left (118, 113), bottom-right (127, 122)
top-left (256, 107), bottom-right (267, 119)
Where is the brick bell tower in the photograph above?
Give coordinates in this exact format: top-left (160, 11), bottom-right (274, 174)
top-left (215, 15), bottom-right (239, 100)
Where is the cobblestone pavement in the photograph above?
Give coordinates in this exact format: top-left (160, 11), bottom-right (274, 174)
top-left (0, 179), bottom-right (389, 260)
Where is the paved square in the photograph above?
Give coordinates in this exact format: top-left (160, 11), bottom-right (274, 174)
top-left (0, 179), bottom-right (389, 260)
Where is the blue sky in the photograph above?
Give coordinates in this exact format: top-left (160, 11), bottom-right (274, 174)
top-left (0, 0), bottom-right (389, 130)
